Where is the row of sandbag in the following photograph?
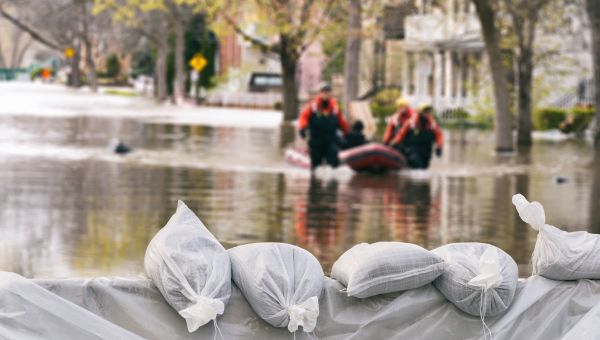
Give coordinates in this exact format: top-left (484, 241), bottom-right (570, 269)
top-left (144, 194), bottom-right (600, 335)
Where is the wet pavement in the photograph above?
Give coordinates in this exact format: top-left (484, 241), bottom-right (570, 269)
top-left (0, 83), bottom-right (599, 278)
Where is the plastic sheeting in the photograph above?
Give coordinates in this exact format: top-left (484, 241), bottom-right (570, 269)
top-left (6, 272), bottom-right (596, 340)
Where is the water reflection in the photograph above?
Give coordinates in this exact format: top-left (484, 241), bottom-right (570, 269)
top-left (0, 112), bottom-right (599, 278)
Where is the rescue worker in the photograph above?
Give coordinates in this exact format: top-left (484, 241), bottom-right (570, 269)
top-left (298, 84), bottom-right (349, 169)
top-left (383, 97), bottom-right (416, 146)
top-left (342, 120), bottom-right (368, 150)
top-left (391, 104), bottom-right (443, 169)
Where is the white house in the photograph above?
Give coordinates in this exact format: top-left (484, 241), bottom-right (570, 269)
top-left (377, 0), bottom-right (593, 113)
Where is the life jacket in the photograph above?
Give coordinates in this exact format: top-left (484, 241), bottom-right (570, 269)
top-left (389, 109), bottom-right (414, 139)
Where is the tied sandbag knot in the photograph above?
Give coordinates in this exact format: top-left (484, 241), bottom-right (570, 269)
top-left (467, 247), bottom-right (502, 340)
top-left (512, 194), bottom-right (545, 231)
top-left (287, 296), bottom-right (319, 333)
top-left (179, 296), bottom-right (225, 332)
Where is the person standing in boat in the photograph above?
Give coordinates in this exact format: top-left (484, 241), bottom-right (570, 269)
top-left (391, 104), bottom-right (443, 169)
top-left (298, 84), bottom-right (349, 170)
top-left (383, 97), bottom-right (416, 146)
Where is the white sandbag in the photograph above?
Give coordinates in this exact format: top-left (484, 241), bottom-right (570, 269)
top-left (331, 242), bottom-right (446, 298)
top-left (432, 242), bottom-right (518, 317)
top-left (144, 200), bottom-right (231, 332)
top-left (228, 243), bottom-right (324, 333)
top-left (512, 193), bottom-right (600, 280)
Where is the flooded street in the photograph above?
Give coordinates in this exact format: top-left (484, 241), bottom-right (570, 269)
top-left (0, 84), bottom-right (599, 278)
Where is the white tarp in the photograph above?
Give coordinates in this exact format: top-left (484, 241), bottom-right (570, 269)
top-left (6, 272), bottom-right (597, 340)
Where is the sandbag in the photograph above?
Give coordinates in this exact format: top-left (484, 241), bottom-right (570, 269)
top-left (432, 242), bottom-right (518, 317)
top-left (144, 201), bottom-right (231, 332)
top-left (228, 243), bottom-right (324, 333)
top-left (331, 242), bottom-right (446, 298)
top-left (512, 193), bottom-right (600, 280)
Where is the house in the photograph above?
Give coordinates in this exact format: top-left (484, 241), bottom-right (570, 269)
top-left (368, 0), bottom-right (592, 113)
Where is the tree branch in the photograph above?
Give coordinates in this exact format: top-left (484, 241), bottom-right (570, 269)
top-left (299, 0), bottom-right (336, 53)
top-left (223, 13), bottom-right (277, 53)
top-left (0, 4), bottom-right (61, 51)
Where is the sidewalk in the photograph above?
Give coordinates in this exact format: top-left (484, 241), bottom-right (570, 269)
top-left (0, 82), bottom-right (283, 128)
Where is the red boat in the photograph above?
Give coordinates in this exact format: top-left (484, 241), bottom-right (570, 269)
top-left (285, 143), bottom-right (406, 172)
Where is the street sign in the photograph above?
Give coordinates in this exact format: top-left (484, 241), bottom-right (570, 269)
top-left (189, 53), bottom-right (207, 72)
top-left (64, 47), bottom-right (75, 59)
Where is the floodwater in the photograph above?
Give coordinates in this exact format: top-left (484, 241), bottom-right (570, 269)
top-left (1, 85), bottom-right (599, 278)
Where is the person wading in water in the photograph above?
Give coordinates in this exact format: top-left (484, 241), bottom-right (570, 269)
top-left (298, 84), bottom-right (349, 170)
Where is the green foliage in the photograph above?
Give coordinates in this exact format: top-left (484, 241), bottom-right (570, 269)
top-left (370, 88), bottom-right (401, 120)
top-left (104, 89), bottom-right (138, 97)
top-left (322, 38), bottom-right (345, 81)
top-left (534, 107), bottom-right (568, 130)
top-left (105, 54), bottom-right (121, 78)
top-left (30, 67), bottom-right (54, 80)
top-left (320, 3), bottom-right (348, 81)
top-left (131, 50), bottom-right (155, 77)
top-left (184, 17), bottom-right (218, 91)
top-left (471, 111), bottom-right (494, 129)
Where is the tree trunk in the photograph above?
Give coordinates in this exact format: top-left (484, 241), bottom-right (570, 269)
top-left (83, 36), bottom-right (97, 92)
top-left (0, 43), bottom-right (6, 67)
top-left (473, 0), bottom-right (514, 152)
top-left (173, 20), bottom-right (186, 104)
top-left (81, 1), bottom-right (97, 92)
top-left (155, 28), bottom-right (169, 102)
top-left (587, 0), bottom-right (600, 147)
top-left (516, 47), bottom-right (533, 145)
top-left (69, 44), bottom-right (82, 88)
top-left (343, 0), bottom-right (362, 113)
top-left (280, 34), bottom-right (300, 120)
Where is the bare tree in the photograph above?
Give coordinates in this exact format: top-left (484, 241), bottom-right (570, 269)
top-left (93, 1), bottom-right (173, 101)
top-left (586, 0), bottom-right (600, 146)
top-left (505, 0), bottom-right (551, 146)
top-left (165, 1), bottom-right (195, 104)
top-left (472, 0), bottom-right (514, 152)
top-left (343, 0), bottom-right (361, 112)
top-left (224, 0), bottom-right (339, 120)
top-left (0, 0), bottom-right (111, 90)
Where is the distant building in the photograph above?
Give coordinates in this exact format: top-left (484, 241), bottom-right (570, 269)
top-left (216, 25), bottom-right (324, 98)
top-left (365, 0), bottom-right (593, 112)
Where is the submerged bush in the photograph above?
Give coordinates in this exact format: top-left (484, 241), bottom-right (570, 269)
top-left (370, 88), bottom-right (401, 120)
top-left (560, 107), bottom-right (595, 134)
top-left (534, 108), bottom-right (567, 130)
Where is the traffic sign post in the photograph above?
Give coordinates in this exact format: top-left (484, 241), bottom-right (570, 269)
top-left (189, 53), bottom-right (207, 72)
top-left (64, 47), bottom-right (75, 59)
top-left (189, 53), bottom-right (207, 101)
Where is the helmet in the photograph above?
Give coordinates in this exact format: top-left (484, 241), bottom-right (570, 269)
top-left (319, 83), bottom-right (332, 93)
top-left (418, 102), bottom-right (433, 113)
top-left (395, 97), bottom-right (409, 108)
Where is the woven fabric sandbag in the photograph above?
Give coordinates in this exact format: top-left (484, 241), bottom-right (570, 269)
top-left (331, 242), bottom-right (446, 298)
top-left (513, 193), bottom-right (600, 280)
top-left (228, 243), bottom-right (324, 333)
top-left (432, 242), bottom-right (518, 317)
top-left (144, 201), bottom-right (231, 333)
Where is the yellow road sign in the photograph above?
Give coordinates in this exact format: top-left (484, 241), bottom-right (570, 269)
top-left (64, 47), bottom-right (75, 59)
top-left (189, 53), bottom-right (207, 72)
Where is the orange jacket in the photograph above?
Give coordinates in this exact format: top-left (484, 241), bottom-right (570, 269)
top-left (383, 108), bottom-right (416, 144)
top-left (298, 96), bottom-right (349, 134)
top-left (392, 114), bottom-right (443, 148)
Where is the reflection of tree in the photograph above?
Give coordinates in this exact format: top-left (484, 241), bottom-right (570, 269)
top-left (294, 176), bottom-right (342, 272)
top-left (72, 161), bottom-right (173, 276)
top-left (72, 209), bottom-right (160, 275)
top-left (512, 147), bottom-right (532, 274)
